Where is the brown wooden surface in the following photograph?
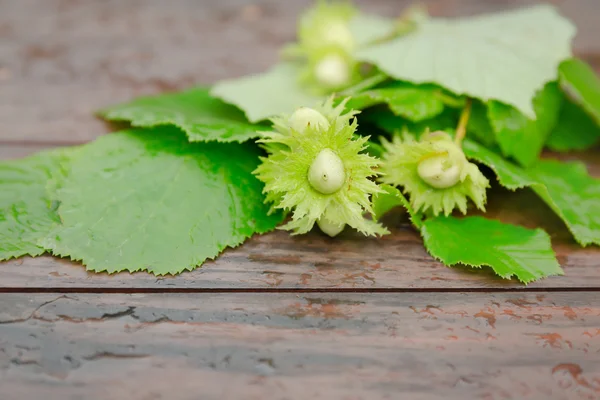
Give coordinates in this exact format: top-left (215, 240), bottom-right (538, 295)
top-left (1, 292), bottom-right (599, 400)
top-left (1, 1), bottom-right (600, 399)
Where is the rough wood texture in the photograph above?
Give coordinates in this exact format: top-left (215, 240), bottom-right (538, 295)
top-left (0, 0), bottom-right (599, 144)
top-left (1, 225), bottom-right (599, 291)
top-left (1, 292), bottom-right (599, 400)
top-left (2, 1), bottom-right (600, 398)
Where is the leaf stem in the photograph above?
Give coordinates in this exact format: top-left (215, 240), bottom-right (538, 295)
top-left (361, 4), bottom-right (425, 48)
top-left (434, 91), bottom-right (465, 108)
top-left (454, 98), bottom-right (472, 146)
top-left (338, 72), bottom-right (388, 96)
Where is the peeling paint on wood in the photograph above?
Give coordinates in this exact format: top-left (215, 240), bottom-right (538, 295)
top-left (1, 1), bottom-right (600, 399)
top-left (0, 293), bottom-right (599, 399)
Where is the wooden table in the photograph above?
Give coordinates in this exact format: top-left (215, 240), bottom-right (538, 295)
top-left (1, 1), bottom-right (599, 399)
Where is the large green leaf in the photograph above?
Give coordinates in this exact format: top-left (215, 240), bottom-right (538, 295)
top-left (357, 5), bottom-right (575, 117)
top-left (528, 161), bottom-right (600, 247)
top-left (349, 12), bottom-right (397, 47)
top-left (559, 58), bottom-right (600, 124)
top-left (42, 128), bottom-right (282, 275)
top-left (0, 150), bottom-right (69, 260)
top-left (546, 98), bottom-right (600, 151)
top-left (364, 108), bottom-right (458, 136)
top-left (463, 140), bottom-right (537, 189)
top-left (466, 100), bottom-right (496, 147)
top-left (487, 82), bottom-right (563, 166)
top-left (210, 11), bottom-right (401, 123)
top-left (345, 82), bottom-right (446, 122)
top-left (464, 140), bottom-right (600, 246)
top-left (211, 63), bottom-right (322, 123)
top-left (422, 216), bottom-right (563, 283)
top-left (99, 87), bottom-right (261, 143)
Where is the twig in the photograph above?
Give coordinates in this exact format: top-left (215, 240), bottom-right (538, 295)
top-left (454, 98), bottom-right (472, 145)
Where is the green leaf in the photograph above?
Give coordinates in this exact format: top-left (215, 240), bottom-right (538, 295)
top-left (357, 5), bottom-right (575, 117)
top-left (0, 150), bottom-right (69, 260)
top-left (361, 138), bottom-right (385, 158)
top-left (463, 140), bottom-right (537, 189)
top-left (372, 184), bottom-right (422, 229)
top-left (422, 216), bottom-right (563, 283)
top-left (338, 72), bottom-right (389, 96)
top-left (99, 87), bottom-right (261, 143)
top-left (349, 12), bottom-right (397, 47)
top-left (559, 58), bottom-right (600, 124)
top-left (546, 98), bottom-right (600, 151)
top-left (345, 82), bottom-right (446, 121)
top-left (211, 63), bottom-right (322, 123)
top-left (464, 140), bottom-right (600, 246)
top-left (528, 160), bottom-right (600, 247)
top-left (487, 82), bottom-right (563, 166)
top-left (364, 108), bottom-right (458, 136)
top-left (466, 100), bottom-right (496, 147)
top-left (42, 128), bottom-right (282, 275)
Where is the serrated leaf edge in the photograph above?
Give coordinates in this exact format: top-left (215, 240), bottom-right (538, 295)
top-left (421, 217), bottom-right (564, 284)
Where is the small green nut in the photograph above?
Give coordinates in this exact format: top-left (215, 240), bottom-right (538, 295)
top-left (421, 130), bottom-right (453, 142)
top-left (417, 154), bottom-right (462, 189)
top-left (308, 148), bottom-right (346, 194)
top-left (317, 216), bottom-right (345, 237)
top-left (322, 23), bottom-right (354, 52)
top-left (289, 107), bottom-right (330, 133)
top-left (314, 54), bottom-right (351, 89)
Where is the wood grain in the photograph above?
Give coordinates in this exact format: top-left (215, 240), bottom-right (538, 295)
top-left (0, 0), bottom-right (599, 144)
top-left (0, 292), bottom-right (598, 400)
top-left (1, 228), bottom-right (600, 291)
top-left (2, 2), bottom-right (600, 399)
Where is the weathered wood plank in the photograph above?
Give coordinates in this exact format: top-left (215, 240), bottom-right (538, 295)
top-left (1, 226), bottom-right (599, 290)
top-left (0, 144), bottom-right (61, 160)
top-left (0, 0), bottom-right (599, 143)
top-left (0, 292), bottom-right (598, 400)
